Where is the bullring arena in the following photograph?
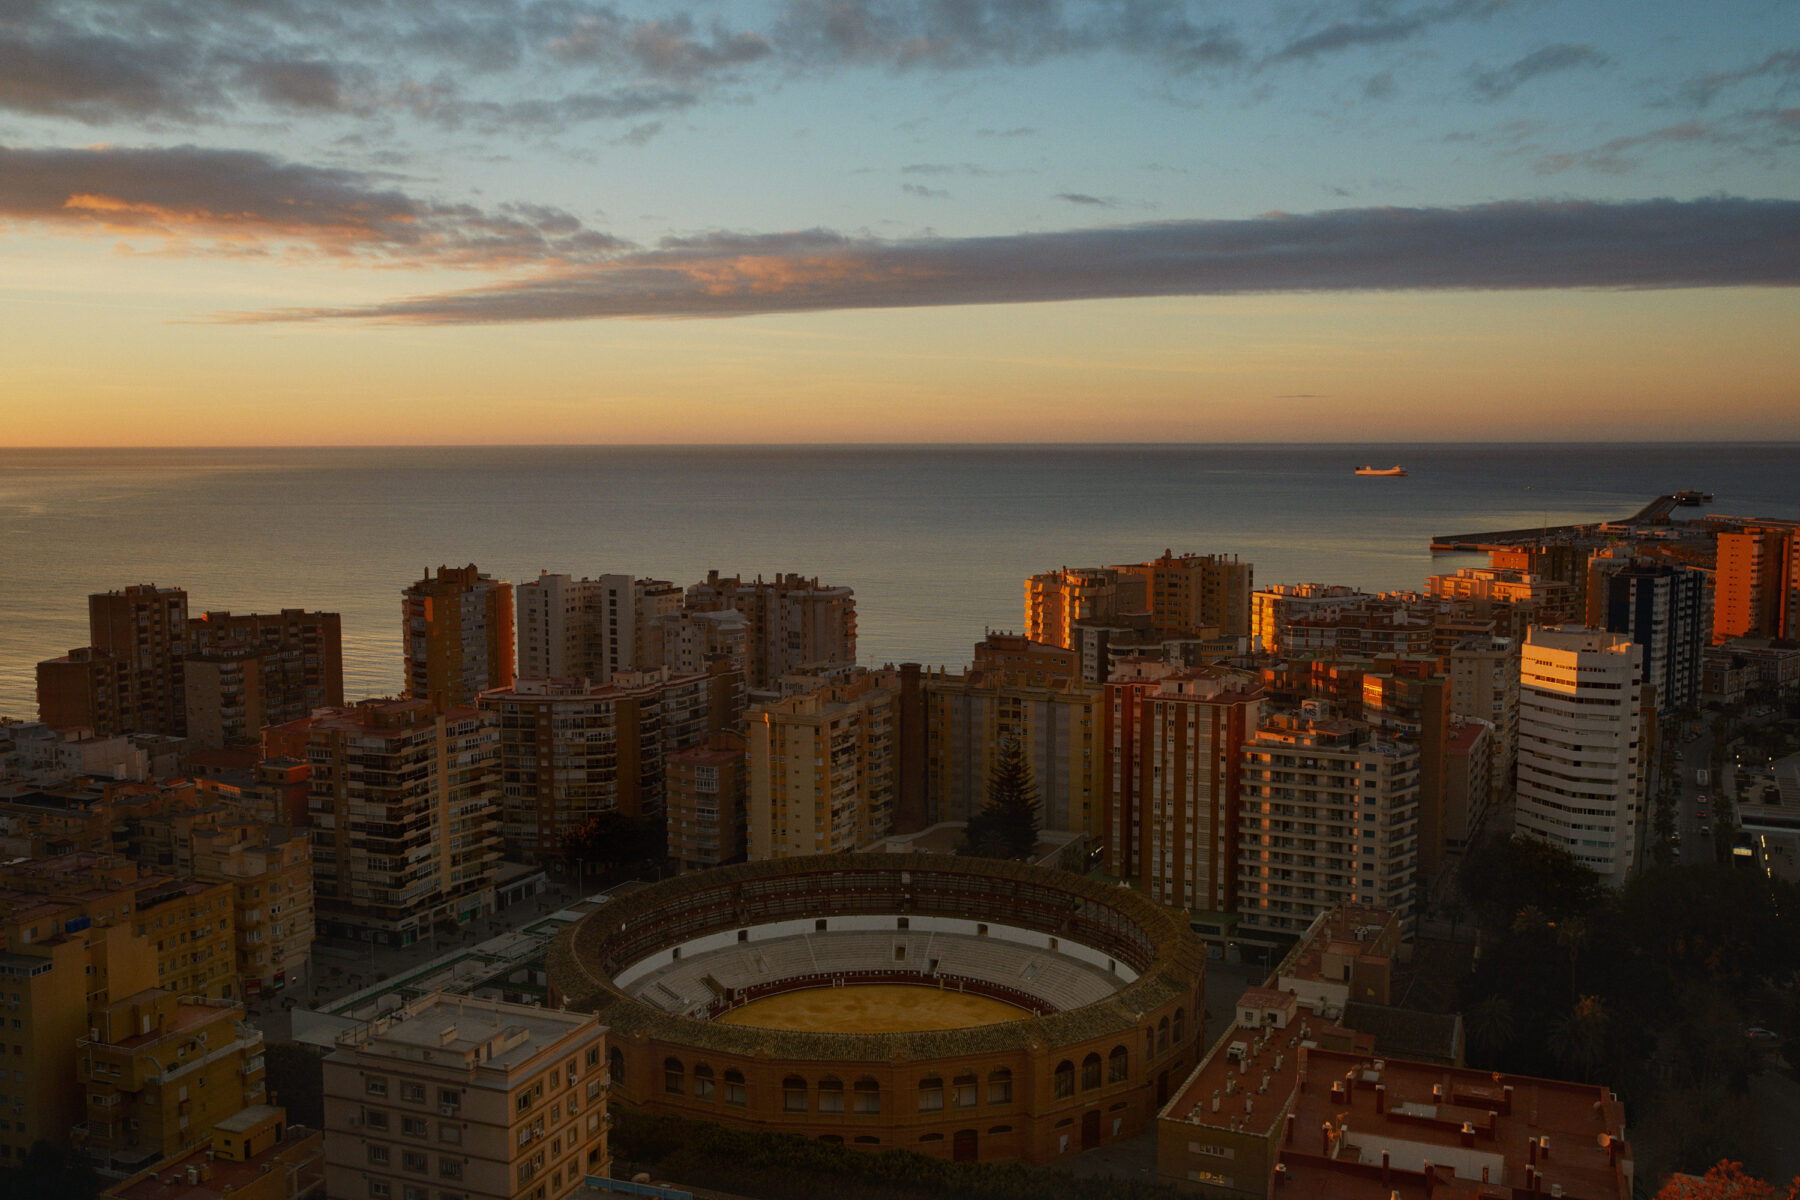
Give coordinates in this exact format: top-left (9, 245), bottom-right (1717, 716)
top-left (546, 854), bottom-right (1206, 1164)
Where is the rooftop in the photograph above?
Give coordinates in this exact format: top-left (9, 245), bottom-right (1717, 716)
top-left (334, 991), bottom-right (602, 1073)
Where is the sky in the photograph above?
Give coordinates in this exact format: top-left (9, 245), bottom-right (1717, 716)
top-left (2, 0), bottom-right (1797, 445)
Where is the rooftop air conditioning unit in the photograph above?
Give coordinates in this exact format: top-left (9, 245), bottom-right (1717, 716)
top-left (441, 1104), bottom-right (457, 1116)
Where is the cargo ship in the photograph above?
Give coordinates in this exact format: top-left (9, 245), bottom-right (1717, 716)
top-left (1354, 465), bottom-right (1407, 477)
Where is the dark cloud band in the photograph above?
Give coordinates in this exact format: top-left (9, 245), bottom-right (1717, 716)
top-left (222, 197), bottom-right (1800, 324)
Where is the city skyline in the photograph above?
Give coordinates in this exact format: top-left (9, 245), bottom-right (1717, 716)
top-left (3, 1), bottom-right (1798, 446)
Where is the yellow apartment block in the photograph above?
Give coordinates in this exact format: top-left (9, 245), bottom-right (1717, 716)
top-left (75, 989), bottom-right (267, 1179)
top-left (748, 672), bottom-right (899, 860)
top-left (191, 823), bottom-right (314, 1000)
top-left (0, 887), bottom-right (161, 1162)
top-left (135, 878), bottom-right (238, 1001)
top-left (922, 634), bottom-right (1104, 837)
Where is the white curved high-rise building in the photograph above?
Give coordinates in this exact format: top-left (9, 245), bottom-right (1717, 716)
top-left (1515, 626), bottom-right (1644, 885)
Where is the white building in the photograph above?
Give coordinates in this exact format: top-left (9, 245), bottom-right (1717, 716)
top-left (1515, 626), bottom-right (1645, 885)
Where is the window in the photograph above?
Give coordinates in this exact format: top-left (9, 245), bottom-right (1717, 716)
top-left (369, 1145), bottom-right (390, 1165)
top-left (369, 1183), bottom-right (390, 1199)
top-left (694, 1064), bottom-right (715, 1102)
top-left (437, 1090), bottom-right (459, 1111)
top-left (404, 1152), bottom-right (428, 1173)
top-left (952, 1073), bottom-right (977, 1108)
top-left (1053, 1061), bottom-right (1074, 1099)
top-left (783, 1076), bottom-right (808, 1113)
top-left (438, 1160), bottom-right (462, 1180)
top-left (586, 1047), bottom-right (600, 1068)
top-left (918, 1076), bottom-right (944, 1112)
top-left (438, 1125), bottom-right (461, 1146)
top-left (367, 1076), bottom-right (389, 1097)
top-left (366, 1109), bottom-right (389, 1131)
top-left (402, 1117), bottom-right (428, 1137)
top-left (404, 1188), bottom-right (428, 1200)
top-left (853, 1078), bottom-right (880, 1115)
top-left (1108, 1046), bottom-right (1128, 1084)
top-left (402, 1083), bottom-right (426, 1103)
top-left (817, 1077), bottom-right (843, 1114)
top-left (609, 1048), bottom-right (624, 1088)
top-left (725, 1070), bottom-right (746, 1107)
top-left (1082, 1054), bottom-right (1102, 1091)
top-left (516, 1092), bottom-right (533, 1113)
top-left (664, 1058), bottom-right (684, 1096)
top-left (987, 1069), bottom-right (1012, 1105)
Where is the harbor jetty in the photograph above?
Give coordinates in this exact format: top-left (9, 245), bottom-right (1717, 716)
top-left (1430, 493), bottom-right (1685, 553)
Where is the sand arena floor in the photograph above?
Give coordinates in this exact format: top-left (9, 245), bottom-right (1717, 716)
top-left (713, 984), bottom-right (1031, 1033)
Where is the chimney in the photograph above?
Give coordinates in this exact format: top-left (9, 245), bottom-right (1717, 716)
top-left (1381, 1150), bottom-right (1391, 1185)
top-left (1540, 1136), bottom-right (1551, 1160)
top-left (1274, 1164), bottom-right (1288, 1187)
top-left (1375, 1084), bottom-right (1385, 1114)
top-left (1285, 1113), bottom-right (1295, 1146)
top-left (1460, 1121), bottom-right (1476, 1148)
top-left (1503, 1084), bottom-right (1514, 1114)
top-left (1529, 1138), bottom-right (1538, 1166)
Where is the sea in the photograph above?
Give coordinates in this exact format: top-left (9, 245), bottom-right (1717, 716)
top-left (3, 443), bottom-right (1797, 720)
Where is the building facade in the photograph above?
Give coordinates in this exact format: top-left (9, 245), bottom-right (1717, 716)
top-left (403, 565), bottom-right (515, 707)
top-left (1515, 626), bottom-right (1645, 886)
top-left (1236, 711), bottom-right (1420, 943)
top-left (322, 992), bottom-right (609, 1200)
top-left (295, 700), bottom-right (502, 946)
top-left (1103, 663), bottom-right (1264, 914)
top-left (747, 671), bottom-right (899, 860)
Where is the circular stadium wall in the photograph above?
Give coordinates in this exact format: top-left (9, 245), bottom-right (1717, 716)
top-left (546, 853), bottom-right (1206, 1165)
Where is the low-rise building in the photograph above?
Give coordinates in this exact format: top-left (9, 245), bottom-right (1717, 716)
top-left (322, 993), bottom-right (609, 1200)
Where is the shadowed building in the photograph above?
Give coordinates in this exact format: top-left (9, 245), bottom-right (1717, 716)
top-left (404, 564), bottom-right (515, 706)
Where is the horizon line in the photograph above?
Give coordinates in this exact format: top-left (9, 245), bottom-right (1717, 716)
top-left (8, 439), bottom-right (1800, 452)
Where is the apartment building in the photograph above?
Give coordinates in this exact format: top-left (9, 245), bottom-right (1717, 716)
top-left (1446, 635), bottom-right (1520, 803)
top-left (183, 610), bottom-right (344, 751)
top-left (1236, 711), bottom-right (1420, 942)
top-left (1025, 567), bottom-right (1145, 652)
top-left (1515, 626), bottom-right (1644, 886)
top-left (667, 732), bottom-right (748, 872)
top-left (1113, 552), bottom-right (1253, 638)
top-left (404, 565), bottom-right (515, 706)
top-left (1591, 557), bottom-right (1707, 713)
top-left (39, 586), bottom-right (191, 737)
top-left (1249, 585), bottom-right (1372, 655)
top-left (1714, 525), bottom-right (1798, 643)
top-left (291, 700), bottom-right (501, 946)
top-left (322, 992), bottom-right (609, 1200)
top-left (1158, 987), bottom-right (1631, 1199)
top-left (747, 671), bottom-right (899, 859)
top-left (75, 989), bottom-right (266, 1179)
top-left (1103, 663), bottom-right (1264, 914)
top-left (922, 634), bottom-right (1104, 836)
top-left (478, 666), bottom-right (742, 862)
top-left (190, 823), bottom-right (313, 1000)
top-left (686, 572), bottom-right (857, 691)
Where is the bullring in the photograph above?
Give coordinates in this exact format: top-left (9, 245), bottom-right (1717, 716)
top-left (546, 853), bottom-right (1206, 1164)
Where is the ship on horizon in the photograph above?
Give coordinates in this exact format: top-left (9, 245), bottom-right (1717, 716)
top-left (1355, 465), bottom-right (1407, 476)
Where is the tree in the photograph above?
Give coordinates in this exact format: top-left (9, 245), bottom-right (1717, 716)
top-left (562, 811), bottom-right (666, 881)
top-left (1547, 995), bottom-right (1609, 1083)
top-left (1464, 995), bottom-right (1514, 1063)
top-left (1655, 1161), bottom-right (1800, 1200)
top-left (961, 738), bottom-right (1040, 860)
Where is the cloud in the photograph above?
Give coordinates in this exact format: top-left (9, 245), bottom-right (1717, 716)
top-left (235, 60), bottom-right (359, 112)
top-left (1535, 122), bottom-right (1710, 175)
top-left (1266, 0), bottom-right (1510, 65)
top-left (771, 0), bottom-right (1244, 72)
top-left (0, 143), bottom-right (619, 263)
top-left (219, 197), bottom-right (1800, 325)
top-left (1471, 44), bottom-right (1608, 100)
top-left (1684, 49), bottom-right (1800, 107)
top-left (1055, 192), bottom-right (1112, 206)
top-left (0, 30), bottom-right (208, 122)
top-left (902, 183), bottom-right (949, 198)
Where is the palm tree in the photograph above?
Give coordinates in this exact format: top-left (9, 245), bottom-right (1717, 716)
top-left (1548, 995), bottom-right (1610, 1083)
top-left (1465, 995), bottom-right (1514, 1064)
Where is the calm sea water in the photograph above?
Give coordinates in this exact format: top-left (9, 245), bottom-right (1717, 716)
top-left (3, 443), bottom-right (1796, 719)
